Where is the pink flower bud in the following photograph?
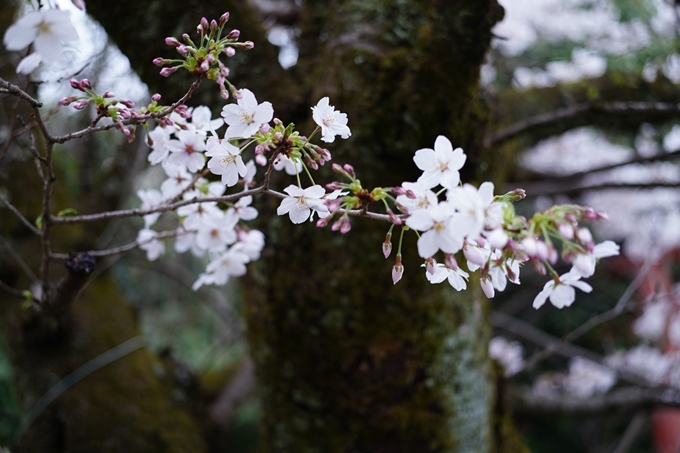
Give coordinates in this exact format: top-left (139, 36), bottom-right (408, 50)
top-left (182, 33), bottom-right (192, 44)
top-left (316, 216), bottom-right (331, 228)
top-left (71, 0), bottom-right (85, 11)
top-left (151, 93), bottom-right (161, 101)
top-left (340, 217), bottom-right (351, 234)
top-left (69, 79), bottom-right (81, 90)
top-left (464, 243), bottom-right (486, 266)
top-left (210, 19), bottom-right (218, 33)
top-left (165, 37), bottom-right (181, 47)
top-left (200, 60), bottom-right (210, 72)
top-left (219, 11), bottom-right (230, 27)
top-left (387, 210), bottom-right (402, 225)
top-left (102, 91), bottom-right (115, 98)
top-left (72, 100), bottom-right (88, 110)
top-left (160, 67), bottom-right (178, 77)
top-left (119, 100), bottom-right (134, 108)
top-left (445, 253), bottom-right (459, 270)
top-left (425, 257), bottom-right (437, 275)
top-left (224, 47), bottom-right (236, 57)
top-left (118, 108), bottom-right (131, 119)
top-left (177, 45), bottom-right (191, 55)
top-left (79, 79), bottom-right (92, 90)
top-left (227, 29), bottom-right (240, 40)
top-left (382, 232), bottom-right (392, 259)
top-left (535, 240), bottom-right (549, 261)
top-left (260, 123), bottom-right (270, 133)
top-left (558, 223), bottom-right (574, 240)
top-left (243, 41), bottom-right (254, 49)
top-left (392, 255), bottom-right (404, 285)
top-left (207, 54), bottom-right (216, 64)
top-left (390, 186), bottom-right (406, 196)
top-left (332, 163), bottom-right (344, 174)
top-left (343, 164), bottom-right (355, 177)
top-left (153, 57), bottom-right (166, 67)
top-left (220, 89), bottom-right (229, 100)
top-left (326, 199), bottom-right (342, 213)
top-left (577, 228), bottom-right (593, 246)
top-left (58, 96), bottom-right (75, 106)
top-left (480, 278), bottom-right (495, 299)
top-left (325, 182), bottom-right (343, 190)
top-left (274, 132), bottom-right (284, 141)
top-left (405, 190), bottom-right (416, 199)
top-left (521, 237), bottom-right (538, 257)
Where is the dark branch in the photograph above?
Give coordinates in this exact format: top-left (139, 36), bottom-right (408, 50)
top-left (486, 101), bottom-right (680, 148)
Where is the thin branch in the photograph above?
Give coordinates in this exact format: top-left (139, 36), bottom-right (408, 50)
top-left (513, 386), bottom-right (680, 415)
top-left (486, 101), bottom-right (680, 148)
top-left (50, 229), bottom-right (189, 260)
top-left (611, 412), bottom-right (646, 453)
top-left (0, 279), bottom-right (26, 299)
top-left (0, 78), bottom-right (43, 108)
top-left (0, 195), bottom-right (41, 235)
top-left (50, 186), bottom-right (396, 225)
top-left (519, 258), bottom-right (654, 374)
top-left (491, 310), bottom-right (604, 364)
top-left (521, 181), bottom-right (680, 198)
top-left (0, 235), bottom-right (39, 283)
top-left (49, 77), bottom-right (203, 144)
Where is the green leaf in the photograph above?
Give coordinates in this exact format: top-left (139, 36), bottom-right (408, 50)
top-left (35, 214), bottom-right (43, 230)
top-left (57, 208), bottom-right (78, 217)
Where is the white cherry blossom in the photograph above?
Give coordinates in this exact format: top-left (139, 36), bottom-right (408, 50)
top-left (229, 195), bottom-right (258, 221)
top-left (195, 212), bottom-right (238, 251)
top-left (137, 189), bottom-right (164, 228)
top-left (221, 89), bottom-right (273, 139)
top-left (192, 248), bottom-right (250, 290)
top-left (160, 163), bottom-right (193, 199)
top-left (406, 202), bottom-right (464, 258)
top-left (4, 9), bottom-right (78, 73)
top-left (311, 97), bottom-right (351, 143)
top-left (137, 229), bottom-right (165, 261)
top-left (413, 136), bottom-right (466, 190)
top-left (277, 185), bottom-right (329, 224)
top-left (147, 126), bottom-right (172, 165)
top-left (447, 182), bottom-right (494, 240)
top-left (396, 181), bottom-right (438, 213)
top-left (571, 240), bottom-right (620, 277)
top-left (167, 130), bottom-right (206, 173)
top-left (274, 155), bottom-right (303, 175)
top-left (232, 229), bottom-right (265, 261)
top-left (205, 136), bottom-right (248, 187)
top-left (425, 264), bottom-right (469, 291)
top-left (532, 271), bottom-right (593, 309)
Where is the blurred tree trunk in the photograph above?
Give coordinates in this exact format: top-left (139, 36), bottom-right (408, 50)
top-left (85, 1), bottom-right (515, 452)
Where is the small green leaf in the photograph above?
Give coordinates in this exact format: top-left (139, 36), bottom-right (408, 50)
top-left (57, 208), bottom-right (78, 217)
top-left (35, 214), bottom-right (43, 230)
top-left (21, 290), bottom-right (33, 310)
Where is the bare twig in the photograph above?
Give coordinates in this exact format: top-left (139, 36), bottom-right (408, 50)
top-left (0, 78), bottom-right (43, 108)
top-left (0, 195), bottom-right (41, 235)
top-left (486, 101), bottom-right (680, 148)
top-left (611, 412), bottom-right (646, 453)
top-left (513, 386), bottom-right (680, 415)
top-left (0, 279), bottom-right (26, 299)
top-left (50, 78), bottom-right (204, 144)
top-left (0, 235), bottom-right (39, 283)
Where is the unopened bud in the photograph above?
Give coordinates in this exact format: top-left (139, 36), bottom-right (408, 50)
top-left (243, 41), bottom-right (254, 49)
top-left (340, 217), bottom-right (351, 234)
top-left (316, 216), bottom-right (331, 228)
top-left (382, 232), bottom-right (392, 259)
top-left (177, 45), bottom-right (191, 55)
top-left (226, 29), bottom-right (240, 40)
top-left (165, 37), bottom-right (181, 47)
top-left (558, 223), bottom-right (574, 240)
top-left (58, 96), bottom-right (75, 106)
top-left (425, 257), bottom-right (437, 275)
top-left (69, 78), bottom-right (81, 90)
top-left (387, 210), bottom-right (402, 225)
top-left (119, 100), bottom-right (134, 108)
top-left (480, 278), bottom-right (495, 299)
top-left (160, 67), bottom-right (178, 77)
top-left (219, 11), bottom-right (230, 27)
top-left (444, 253), bottom-right (458, 270)
top-left (200, 60), bottom-right (209, 72)
top-left (151, 93), bottom-right (161, 102)
top-left (79, 78), bottom-right (92, 90)
top-left (103, 91), bottom-right (115, 98)
top-left (405, 190), bottom-right (416, 199)
top-left (153, 57), bottom-right (166, 67)
top-left (392, 255), bottom-right (404, 285)
top-left (210, 19), bottom-right (218, 33)
top-left (260, 123), bottom-right (270, 133)
top-left (325, 182), bottom-right (343, 190)
top-left (224, 47), bottom-right (236, 57)
top-left (72, 100), bottom-right (88, 110)
top-left (391, 186), bottom-right (406, 196)
top-left (343, 164), bottom-right (355, 177)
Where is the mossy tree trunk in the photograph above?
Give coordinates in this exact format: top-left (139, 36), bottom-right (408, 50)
top-left (80, 1), bottom-right (508, 451)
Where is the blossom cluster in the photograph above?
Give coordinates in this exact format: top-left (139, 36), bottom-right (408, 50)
top-left (2, 7), bottom-right (620, 311)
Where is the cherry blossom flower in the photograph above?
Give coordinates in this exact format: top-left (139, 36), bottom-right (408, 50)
top-left (571, 240), bottom-right (620, 277)
top-left (137, 189), bottom-right (164, 228)
top-left (232, 229), bottom-right (265, 261)
top-left (205, 135), bottom-right (248, 187)
top-left (405, 202), bottom-right (464, 258)
top-left (413, 136), bottom-right (466, 190)
top-left (195, 211), bottom-right (238, 251)
top-left (147, 126), bottom-right (172, 165)
top-left (532, 271), bottom-right (593, 309)
top-left (229, 195), bottom-right (258, 221)
top-left (425, 264), bottom-right (469, 291)
top-left (221, 89), bottom-right (273, 139)
top-left (137, 229), bottom-right (165, 261)
top-left (192, 248), bottom-right (250, 290)
top-left (273, 155), bottom-right (303, 175)
top-left (395, 181), bottom-right (438, 213)
top-left (174, 228), bottom-right (204, 258)
top-left (167, 130), bottom-right (206, 173)
top-left (177, 201), bottom-right (223, 230)
top-left (447, 182), bottom-right (494, 240)
top-left (311, 97), bottom-right (351, 143)
top-left (160, 163), bottom-right (193, 199)
top-left (277, 185), bottom-right (329, 224)
top-left (3, 9), bottom-right (79, 74)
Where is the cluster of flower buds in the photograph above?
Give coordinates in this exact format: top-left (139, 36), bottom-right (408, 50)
top-left (59, 78), bottom-right (139, 139)
top-left (154, 12), bottom-right (253, 99)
